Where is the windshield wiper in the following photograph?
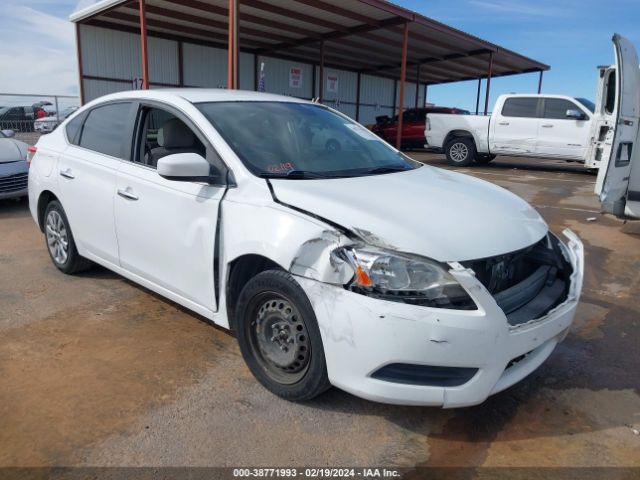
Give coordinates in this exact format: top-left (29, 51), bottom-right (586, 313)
top-left (259, 170), bottom-right (332, 179)
top-left (364, 166), bottom-right (411, 175)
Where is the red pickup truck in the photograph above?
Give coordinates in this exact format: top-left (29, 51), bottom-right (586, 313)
top-left (372, 106), bottom-right (470, 149)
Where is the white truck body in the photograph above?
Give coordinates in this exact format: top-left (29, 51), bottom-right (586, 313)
top-left (426, 94), bottom-right (597, 167)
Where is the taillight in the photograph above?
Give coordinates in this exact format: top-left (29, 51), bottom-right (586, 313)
top-left (425, 118), bottom-right (431, 131)
top-left (27, 146), bottom-right (37, 166)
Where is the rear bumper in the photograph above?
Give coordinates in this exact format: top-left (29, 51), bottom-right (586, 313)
top-left (296, 229), bottom-right (583, 408)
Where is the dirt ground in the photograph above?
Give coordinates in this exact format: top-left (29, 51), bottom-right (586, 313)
top-left (0, 153), bottom-right (639, 472)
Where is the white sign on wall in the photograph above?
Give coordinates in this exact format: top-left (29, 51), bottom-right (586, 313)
top-left (289, 67), bottom-right (302, 88)
top-left (326, 74), bottom-right (338, 93)
top-left (132, 77), bottom-right (144, 90)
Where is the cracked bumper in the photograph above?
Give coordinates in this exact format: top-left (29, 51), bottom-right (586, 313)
top-left (295, 230), bottom-right (584, 408)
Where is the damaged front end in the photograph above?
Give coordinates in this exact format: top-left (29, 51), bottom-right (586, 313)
top-left (460, 229), bottom-right (580, 327)
top-left (289, 221), bottom-right (580, 327)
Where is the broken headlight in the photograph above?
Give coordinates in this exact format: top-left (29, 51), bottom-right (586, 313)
top-left (334, 247), bottom-right (476, 310)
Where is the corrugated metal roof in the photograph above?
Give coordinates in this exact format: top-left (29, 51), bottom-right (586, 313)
top-left (71, 0), bottom-right (549, 85)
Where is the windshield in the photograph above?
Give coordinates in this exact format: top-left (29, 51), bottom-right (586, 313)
top-left (575, 97), bottom-right (595, 113)
top-left (197, 102), bottom-right (419, 178)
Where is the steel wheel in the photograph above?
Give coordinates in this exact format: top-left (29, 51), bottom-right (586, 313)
top-left (45, 210), bottom-right (69, 265)
top-left (449, 141), bottom-right (469, 163)
top-left (247, 293), bottom-right (311, 385)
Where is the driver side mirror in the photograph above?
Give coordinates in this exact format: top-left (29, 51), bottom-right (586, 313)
top-left (566, 109), bottom-right (587, 120)
top-left (157, 152), bottom-right (221, 184)
top-left (1, 129), bottom-right (15, 138)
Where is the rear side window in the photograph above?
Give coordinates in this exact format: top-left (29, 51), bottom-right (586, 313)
top-left (65, 114), bottom-right (84, 145)
top-left (78, 102), bottom-right (132, 158)
top-left (543, 98), bottom-right (582, 119)
top-left (501, 98), bottom-right (539, 118)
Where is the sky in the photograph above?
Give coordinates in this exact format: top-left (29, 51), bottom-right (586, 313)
top-left (0, 0), bottom-right (639, 111)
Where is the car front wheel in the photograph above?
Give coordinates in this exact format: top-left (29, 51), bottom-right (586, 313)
top-left (235, 270), bottom-right (331, 401)
top-left (445, 137), bottom-right (476, 166)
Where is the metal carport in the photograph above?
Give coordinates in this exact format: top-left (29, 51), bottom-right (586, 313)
top-left (71, 0), bottom-right (549, 148)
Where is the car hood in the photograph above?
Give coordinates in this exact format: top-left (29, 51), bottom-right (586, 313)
top-left (270, 165), bottom-right (548, 262)
top-left (0, 138), bottom-right (27, 163)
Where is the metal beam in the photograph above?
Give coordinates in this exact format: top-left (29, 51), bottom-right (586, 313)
top-left (75, 23), bottom-right (85, 105)
top-left (415, 64), bottom-right (420, 108)
top-left (228, 0), bottom-right (238, 89)
top-left (484, 52), bottom-right (493, 115)
top-left (139, 0), bottom-right (149, 89)
top-left (319, 41), bottom-right (325, 102)
top-left (537, 70), bottom-right (544, 94)
top-left (355, 71), bottom-right (361, 122)
top-left (396, 22), bottom-right (409, 150)
top-left (475, 78), bottom-right (481, 115)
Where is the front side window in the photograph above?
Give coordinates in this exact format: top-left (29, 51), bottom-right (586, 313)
top-left (135, 107), bottom-right (205, 169)
top-left (575, 98), bottom-right (595, 113)
top-left (544, 98), bottom-right (585, 120)
top-left (501, 98), bottom-right (539, 118)
top-left (197, 102), bottom-right (419, 178)
top-left (78, 102), bottom-right (132, 158)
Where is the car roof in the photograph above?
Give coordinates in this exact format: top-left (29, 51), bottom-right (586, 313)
top-left (90, 88), bottom-right (312, 106)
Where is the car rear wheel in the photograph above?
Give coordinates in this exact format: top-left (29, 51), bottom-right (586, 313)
top-left (445, 137), bottom-right (476, 166)
top-left (44, 200), bottom-right (92, 274)
top-left (235, 270), bottom-right (331, 401)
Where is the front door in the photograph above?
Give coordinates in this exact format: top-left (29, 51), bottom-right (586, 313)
top-left (595, 34), bottom-right (640, 218)
top-left (114, 105), bottom-right (225, 312)
top-left (536, 97), bottom-right (592, 160)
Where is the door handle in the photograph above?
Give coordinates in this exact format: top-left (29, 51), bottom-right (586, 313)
top-left (117, 188), bottom-right (139, 201)
top-left (498, 122), bottom-right (510, 126)
top-left (541, 124), bottom-right (554, 128)
top-left (59, 169), bottom-right (75, 179)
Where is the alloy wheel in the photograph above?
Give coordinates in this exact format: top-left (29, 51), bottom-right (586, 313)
top-left (45, 210), bottom-right (69, 265)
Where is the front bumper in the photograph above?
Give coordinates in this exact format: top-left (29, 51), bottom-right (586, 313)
top-left (296, 230), bottom-right (583, 408)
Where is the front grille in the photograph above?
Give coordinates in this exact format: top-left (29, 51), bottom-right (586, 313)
top-left (0, 173), bottom-right (28, 193)
top-left (462, 236), bottom-right (572, 325)
top-left (462, 238), bottom-right (547, 295)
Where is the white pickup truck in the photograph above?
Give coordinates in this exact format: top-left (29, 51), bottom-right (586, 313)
top-left (425, 93), bottom-right (598, 167)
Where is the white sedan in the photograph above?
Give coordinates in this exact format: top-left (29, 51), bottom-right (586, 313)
top-left (28, 89), bottom-right (584, 407)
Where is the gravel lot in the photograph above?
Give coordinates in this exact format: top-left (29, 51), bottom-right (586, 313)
top-left (1, 153), bottom-right (639, 471)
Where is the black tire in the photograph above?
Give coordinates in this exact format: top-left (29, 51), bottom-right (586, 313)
top-left (475, 153), bottom-right (496, 165)
top-left (445, 137), bottom-right (476, 166)
top-left (43, 200), bottom-right (93, 274)
top-left (235, 270), bottom-right (331, 401)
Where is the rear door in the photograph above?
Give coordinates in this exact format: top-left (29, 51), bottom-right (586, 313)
top-left (56, 101), bottom-right (135, 265)
top-left (490, 97), bottom-right (540, 155)
top-left (536, 97), bottom-right (592, 160)
top-left (595, 34), bottom-right (640, 218)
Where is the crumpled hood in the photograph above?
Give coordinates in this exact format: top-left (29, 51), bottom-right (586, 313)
top-left (270, 165), bottom-right (548, 262)
top-left (0, 138), bottom-right (27, 164)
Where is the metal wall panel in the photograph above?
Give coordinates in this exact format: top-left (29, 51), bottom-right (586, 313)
top-left (239, 52), bottom-right (255, 91)
top-left (359, 75), bottom-right (395, 125)
top-left (83, 79), bottom-right (131, 100)
top-left (80, 24), bottom-right (141, 80)
top-left (183, 43), bottom-right (227, 88)
top-left (313, 66), bottom-right (358, 119)
top-left (148, 36), bottom-right (178, 85)
top-left (257, 56), bottom-right (313, 99)
top-left (396, 81), bottom-right (418, 109)
top-left (80, 25), bottom-right (178, 90)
